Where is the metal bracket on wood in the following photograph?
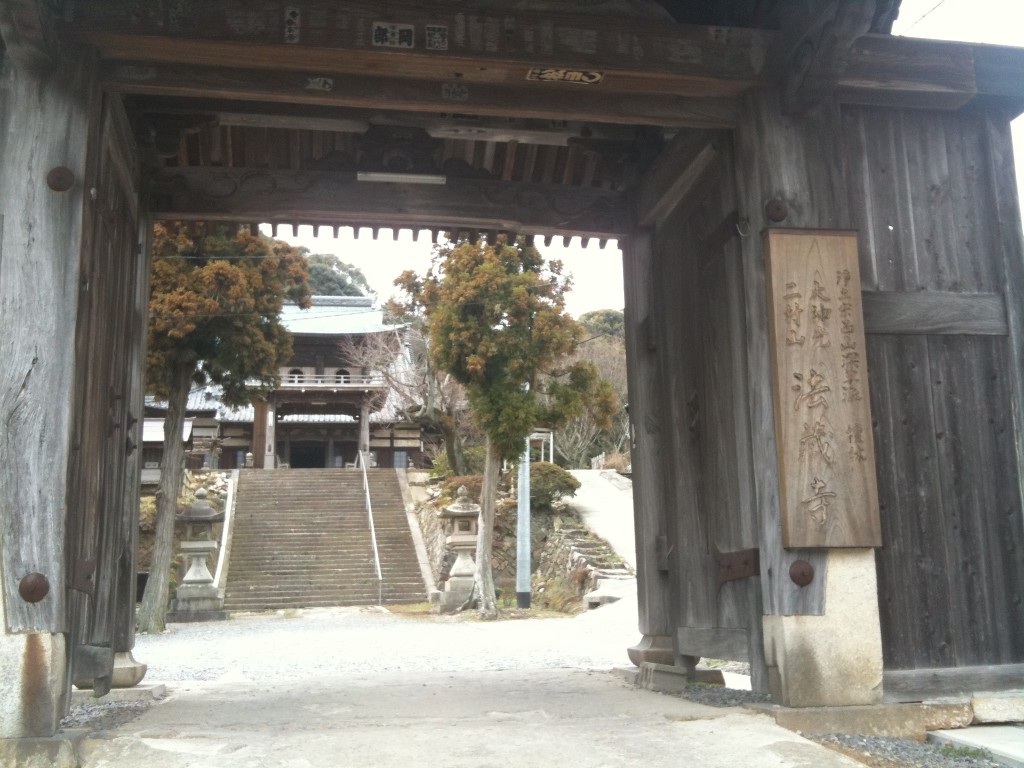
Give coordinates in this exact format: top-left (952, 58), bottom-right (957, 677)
top-left (71, 558), bottom-right (96, 596)
top-left (713, 546), bottom-right (760, 587)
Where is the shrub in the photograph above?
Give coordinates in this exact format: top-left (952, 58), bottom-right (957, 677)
top-left (429, 444), bottom-right (488, 478)
top-left (529, 462), bottom-right (581, 511)
top-left (603, 451), bottom-right (631, 472)
top-left (441, 474), bottom-right (485, 505)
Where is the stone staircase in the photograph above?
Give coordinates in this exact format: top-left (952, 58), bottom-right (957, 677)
top-left (223, 468), bottom-right (426, 611)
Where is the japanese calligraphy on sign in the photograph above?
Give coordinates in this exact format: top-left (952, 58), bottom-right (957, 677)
top-left (526, 68), bottom-right (604, 84)
top-left (765, 230), bottom-right (881, 548)
top-left (372, 21), bottom-right (415, 49)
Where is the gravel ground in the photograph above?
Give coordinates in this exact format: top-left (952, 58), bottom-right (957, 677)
top-left (66, 600), bottom-right (1004, 768)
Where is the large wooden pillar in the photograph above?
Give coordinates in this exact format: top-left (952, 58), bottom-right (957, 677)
top-left (733, 90), bottom-right (883, 707)
top-left (0, 48), bottom-right (95, 736)
top-left (621, 233), bottom-right (674, 664)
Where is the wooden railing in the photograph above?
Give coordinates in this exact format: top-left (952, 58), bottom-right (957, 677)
top-left (279, 373), bottom-right (385, 388)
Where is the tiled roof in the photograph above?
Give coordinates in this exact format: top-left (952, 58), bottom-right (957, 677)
top-left (281, 295), bottom-right (397, 336)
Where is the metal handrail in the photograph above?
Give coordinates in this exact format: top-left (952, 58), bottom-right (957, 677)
top-left (356, 450), bottom-right (383, 605)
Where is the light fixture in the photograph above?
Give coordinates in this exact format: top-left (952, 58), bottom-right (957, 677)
top-left (356, 171), bottom-right (447, 185)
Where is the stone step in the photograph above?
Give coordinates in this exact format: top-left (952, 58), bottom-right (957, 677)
top-left (226, 467), bottom-right (422, 610)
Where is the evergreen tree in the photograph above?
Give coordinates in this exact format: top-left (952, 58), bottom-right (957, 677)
top-left (419, 237), bottom-right (616, 618)
top-left (139, 223), bottom-right (310, 634)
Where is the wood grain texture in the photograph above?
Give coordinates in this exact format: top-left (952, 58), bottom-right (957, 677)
top-left (732, 90), bottom-right (839, 615)
top-left (151, 167), bottom-right (629, 238)
top-left (844, 103), bottom-right (1024, 670)
top-left (101, 61), bottom-right (742, 129)
top-left (66, 89), bottom-right (145, 689)
top-left (676, 627), bottom-right (750, 661)
top-left (0, 55), bottom-right (94, 632)
top-left (884, 664), bottom-right (1024, 702)
top-left (861, 291), bottom-right (1007, 335)
top-left (765, 230), bottom-right (881, 548)
top-left (621, 233), bottom-right (673, 641)
top-left (71, 5), bottom-right (768, 95)
top-left (634, 131), bottom-right (717, 227)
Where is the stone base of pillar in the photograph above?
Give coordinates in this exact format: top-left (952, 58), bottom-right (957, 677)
top-left (626, 634), bottom-right (675, 667)
top-left (0, 631), bottom-right (67, 739)
top-left (74, 651), bottom-right (147, 690)
top-left (168, 582), bottom-right (227, 621)
top-left (763, 549), bottom-right (884, 708)
top-left (439, 575), bottom-right (475, 613)
top-left (0, 728), bottom-right (88, 768)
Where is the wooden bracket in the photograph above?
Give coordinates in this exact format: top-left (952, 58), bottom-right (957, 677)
top-left (714, 546), bottom-right (760, 587)
top-left (0, 0), bottom-right (56, 71)
top-left (777, 0), bottom-right (876, 114)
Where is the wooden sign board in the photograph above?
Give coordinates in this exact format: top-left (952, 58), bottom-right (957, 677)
top-left (765, 230), bottom-right (882, 548)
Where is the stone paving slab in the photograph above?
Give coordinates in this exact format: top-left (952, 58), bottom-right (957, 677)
top-left (929, 725), bottom-right (1024, 768)
top-left (78, 669), bottom-right (865, 768)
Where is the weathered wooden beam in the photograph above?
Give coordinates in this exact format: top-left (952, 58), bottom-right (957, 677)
top-left (150, 167), bottom-right (630, 238)
top-left (840, 35), bottom-right (978, 110)
top-left (133, 99), bottom-right (648, 147)
top-left (676, 626), bottom-right (750, 661)
top-left (69, 3), bottom-right (767, 93)
top-left (0, 0), bottom-right (56, 70)
top-left (102, 61), bottom-right (742, 129)
top-left (843, 37), bottom-right (1024, 113)
top-left (884, 664), bottom-right (1024, 703)
top-left (862, 291), bottom-right (1008, 336)
top-left (633, 130), bottom-right (718, 227)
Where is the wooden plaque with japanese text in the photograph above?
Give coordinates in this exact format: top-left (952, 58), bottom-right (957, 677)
top-left (765, 230), bottom-right (882, 548)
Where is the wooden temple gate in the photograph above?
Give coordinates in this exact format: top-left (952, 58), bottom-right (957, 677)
top-left (1, 0), bottom-right (1024, 746)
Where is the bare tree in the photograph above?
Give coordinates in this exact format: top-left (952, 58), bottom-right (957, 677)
top-left (339, 327), bottom-right (472, 474)
top-left (555, 334), bottom-right (630, 467)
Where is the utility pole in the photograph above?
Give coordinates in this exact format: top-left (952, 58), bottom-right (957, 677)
top-left (516, 435), bottom-right (531, 608)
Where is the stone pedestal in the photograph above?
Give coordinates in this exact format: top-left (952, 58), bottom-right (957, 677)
top-left (168, 489), bottom-right (228, 621)
top-left (763, 550), bottom-right (883, 707)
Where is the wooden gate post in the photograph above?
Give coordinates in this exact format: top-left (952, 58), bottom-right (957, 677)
top-left (621, 233), bottom-right (674, 665)
top-left (0, 54), bottom-right (94, 736)
top-left (733, 90), bottom-right (884, 707)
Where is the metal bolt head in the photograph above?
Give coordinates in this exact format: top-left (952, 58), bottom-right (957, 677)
top-left (765, 198), bottom-right (789, 223)
top-left (19, 572), bottom-right (50, 603)
top-left (46, 166), bottom-right (75, 192)
top-left (789, 559), bottom-right (814, 587)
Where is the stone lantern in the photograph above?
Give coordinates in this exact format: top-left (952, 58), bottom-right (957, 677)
top-left (436, 486), bottom-right (480, 612)
top-left (169, 488), bottom-right (227, 621)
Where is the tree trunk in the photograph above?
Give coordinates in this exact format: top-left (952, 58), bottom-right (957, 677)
top-left (442, 416), bottom-right (466, 476)
top-left (136, 362), bottom-right (193, 634)
top-left (474, 436), bottom-right (500, 619)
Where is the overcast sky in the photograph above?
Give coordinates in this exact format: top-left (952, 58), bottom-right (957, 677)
top-left (268, 0), bottom-right (1024, 317)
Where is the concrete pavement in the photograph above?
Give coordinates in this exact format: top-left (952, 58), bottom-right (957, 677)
top-left (78, 668), bottom-right (865, 768)
top-left (567, 469), bottom-right (637, 569)
top-left (76, 603), bottom-right (866, 768)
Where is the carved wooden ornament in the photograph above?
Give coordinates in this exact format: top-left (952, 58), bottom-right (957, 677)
top-left (765, 229), bottom-right (882, 548)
